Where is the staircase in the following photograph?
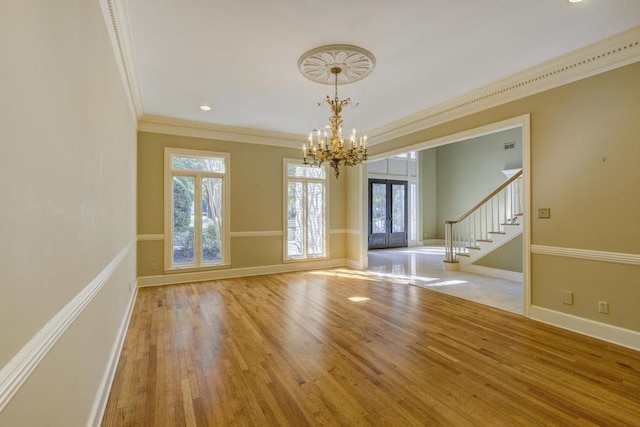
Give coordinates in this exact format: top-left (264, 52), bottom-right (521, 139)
top-left (444, 170), bottom-right (523, 270)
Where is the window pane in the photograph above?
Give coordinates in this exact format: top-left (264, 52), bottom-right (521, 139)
top-left (307, 182), bottom-right (325, 255)
top-left (287, 164), bottom-right (325, 179)
top-left (173, 155), bottom-right (225, 173)
top-left (173, 176), bottom-right (195, 265)
top-left (409, 183), bottom-right (417, 241)
top-left (392, 184), bottom-right (406, 233)
top-left (202, 177), bottom-right (223, 263)
top-left (372, 183), bottom-right (387, 234)
top-left (287, 164), bottom-right (305, 178)
top-left (287, 182), bottom-right (304, 257)
top-left (305, 167), bottom-right (325, 179)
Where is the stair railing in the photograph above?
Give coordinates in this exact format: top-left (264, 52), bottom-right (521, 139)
top-left (444, 170), bottom-right (523, 264)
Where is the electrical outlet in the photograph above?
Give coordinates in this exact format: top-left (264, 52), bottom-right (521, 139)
top-left (150, 262), bottom-right (157, 271)
top-left (538, 208), bottom-right (551, 219)
top-left (562, 291), bottom-right (573, 305)
top-left (598, 301), bottom-right (609, 314)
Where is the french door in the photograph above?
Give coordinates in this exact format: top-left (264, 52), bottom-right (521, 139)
top-left (368, 179), bottom-right (408, 249)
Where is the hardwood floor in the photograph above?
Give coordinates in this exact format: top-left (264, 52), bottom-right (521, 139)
top-left (103, 269), bottom-right (640, 426)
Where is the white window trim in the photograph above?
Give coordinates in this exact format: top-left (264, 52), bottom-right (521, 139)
top-left (164, 147), bottom-right (231, 271)
top-left (282, 158), bottom-right (330, 262)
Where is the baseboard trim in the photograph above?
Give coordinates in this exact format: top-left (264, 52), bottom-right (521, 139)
top-left (345, 259), bottom-right (363, 270)
top-left (330, 229), bottom-right (360, 235)
top-left (529, 305), bottom-right (640, 352)
top-left (421, 239), bottom-right (445, 246)
top-left (460, 264), bottom-right (523, 282)
top-left (137, 258), bottom-right (354, 287)
top-left (87, 284), bottom-right (138, 426)
top-left (0, 243), bottom-right (132, 413)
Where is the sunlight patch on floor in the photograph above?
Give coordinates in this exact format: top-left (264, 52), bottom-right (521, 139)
top-left (426, 280), bottom-right (468, 287)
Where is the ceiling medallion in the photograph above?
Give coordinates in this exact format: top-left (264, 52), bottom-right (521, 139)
top-left (297, 44), bottom-right (376, 85)
top-left (298, 45), bottom-right (375, 178)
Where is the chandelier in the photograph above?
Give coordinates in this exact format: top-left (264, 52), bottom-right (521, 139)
top-left (297, 45), bottom-right (376, 177)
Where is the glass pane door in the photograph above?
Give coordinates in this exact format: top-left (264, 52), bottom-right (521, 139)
top-left (368, 179), bottom-right (408, 249)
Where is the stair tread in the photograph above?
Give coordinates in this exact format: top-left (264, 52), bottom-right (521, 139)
top-left (466, 246), bottom-right (481, 250)
top-left (488, 231), bottom-right (506, 234)
top-left (501, 223), bottom-right (520, 226)
top-left (477, 239), bottom-right (492, 243)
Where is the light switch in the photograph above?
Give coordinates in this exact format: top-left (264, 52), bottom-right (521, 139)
top-left (538, 208), bottom-right (551, 219)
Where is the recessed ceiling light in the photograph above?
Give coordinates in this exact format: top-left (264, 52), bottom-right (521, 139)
top-left (568, 0), bottom-right (583, 3)
top-left (199, 105), bottom-right (212, 111)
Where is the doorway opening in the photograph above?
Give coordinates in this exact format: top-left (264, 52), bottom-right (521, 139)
top-left (361, 115), bottom-right (530, 316)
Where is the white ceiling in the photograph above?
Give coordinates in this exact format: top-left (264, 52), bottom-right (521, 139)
top-left (125, 0), bottom-right (640, 137)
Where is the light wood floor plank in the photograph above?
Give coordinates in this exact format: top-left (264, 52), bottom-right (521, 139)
top-left (103, 269), bottom-right (640, 426)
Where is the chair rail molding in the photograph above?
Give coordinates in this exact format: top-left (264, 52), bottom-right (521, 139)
top-left (0, 243), bottom-right (133, 413)
top-left (531, 245), bottom-right (640, 266)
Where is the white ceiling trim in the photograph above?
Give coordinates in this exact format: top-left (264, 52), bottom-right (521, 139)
top-left (138, 115), bottom-right (304, 148)
top-left (133, 25), bottom-right (639, 149)
top-left (99, 0), bottom-right (144, 119)
top-left (367, 25), bottom-right (640, 145)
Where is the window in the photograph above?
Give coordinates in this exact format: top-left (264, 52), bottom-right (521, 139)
top-left (284, 160), bottom-right (328, 260)
top-left (409, 182), bottom-right (417, 242)
top-left (165, 148), bottom-right (230, 270)
top-left (394, 151), bottom-right (417, 159)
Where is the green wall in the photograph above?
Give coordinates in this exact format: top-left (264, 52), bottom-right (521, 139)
top-left (475, 235), bottom-right (523, 272)
top-left (434, 127), bottom-right (522, 237)
top-left (418, 128), bottom-right (523, 272)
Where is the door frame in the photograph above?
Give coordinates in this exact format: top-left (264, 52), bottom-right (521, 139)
top-left (358, 114), bottom-right (531, 317)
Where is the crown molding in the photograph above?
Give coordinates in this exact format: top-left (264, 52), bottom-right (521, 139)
top-left (129, 26), bottom-right (639, 148)
top-left (138, 114), bottom-right (305, 148)
top-left (368, 25), bottom-right (640, 145)
top-left (99, 0), bottom-right (144, 119)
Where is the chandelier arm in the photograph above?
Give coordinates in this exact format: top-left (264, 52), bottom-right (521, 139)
top-left (301, 57), bottom-right (369, 178)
